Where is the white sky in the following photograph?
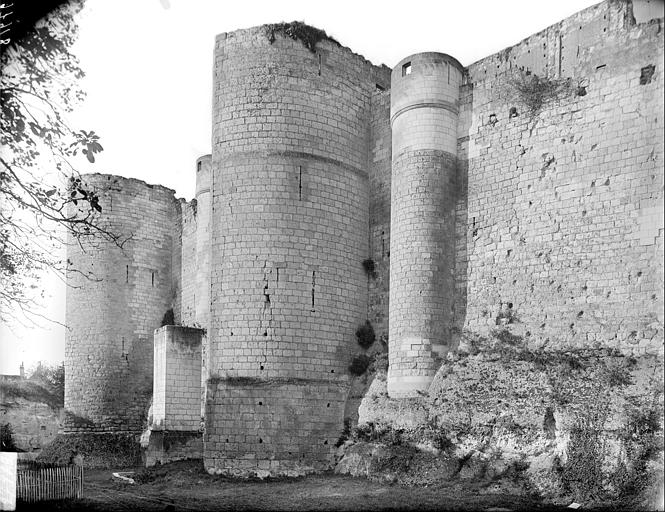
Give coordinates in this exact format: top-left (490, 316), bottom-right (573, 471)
top-left (0, 0), bottom-right (600, 374)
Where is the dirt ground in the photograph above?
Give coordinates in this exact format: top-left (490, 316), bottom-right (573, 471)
top-left (16, 460), bottom-right (628, 511)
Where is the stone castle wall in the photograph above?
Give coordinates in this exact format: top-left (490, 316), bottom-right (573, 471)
top-left (64, 175), bottom-right (180, 433)
top-left (452, 0), bottom-right (664, 354)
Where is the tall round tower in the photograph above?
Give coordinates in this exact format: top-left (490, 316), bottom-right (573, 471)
top-left (387, 53), bottom-right (463, 398)
top-left (206, 25), bottom-right (387, 475)
top-left (64, 175), bottom-right (179, 433)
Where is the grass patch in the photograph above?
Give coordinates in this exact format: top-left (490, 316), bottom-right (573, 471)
top-left (509, 71), bottom-right (573, 117)
top-left (37, 433), bottom-right (142, 469)
top-left (264, 22), bottom-right (339, 53)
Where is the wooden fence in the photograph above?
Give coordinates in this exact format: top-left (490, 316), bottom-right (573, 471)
top-left (16, 465), bottom-right (83, 503)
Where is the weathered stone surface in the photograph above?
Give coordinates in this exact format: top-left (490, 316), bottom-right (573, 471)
top-left (347, 334), bottom-right (663, 502)
top-left (0, 396), bottom-right (61, 452)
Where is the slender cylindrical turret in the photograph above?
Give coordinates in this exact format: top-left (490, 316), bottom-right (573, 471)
top-left (387, 53), bottom-right (463, 398)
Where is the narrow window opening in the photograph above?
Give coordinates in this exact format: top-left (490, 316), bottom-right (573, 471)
top-left (318, 53), bottom-right (322, 76)
top-left (276, 267), bottom-right (280, 283)
top-left (126, 265), bottom-right (129, 283)
top-left (447, 63), bottom-right (450, 84)
top-left (197, 161), bottom-right (201, 171)
top-left (402, 62), bottom-right (411, 76)
top-left (311, 271), bottom-right (316, 312)
top-left (596, 64), bottom-right (607, 71)
top-left (640, 64), bottom-right (655, 85)
top-left (151, 271), bottom-right (155, 287)
top-left (298, 166), bottom-right (302, 200)
top-left (381, 231), bottom-right (385, 258)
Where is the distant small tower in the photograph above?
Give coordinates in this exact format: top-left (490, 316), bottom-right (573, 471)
top-left (388, 52), bottom-right (463, 398)
top-left (19, 362), bottom-right (24, 379)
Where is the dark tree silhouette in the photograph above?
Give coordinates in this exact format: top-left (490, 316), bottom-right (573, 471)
top-left (0, 0), bottom-right (126, 325)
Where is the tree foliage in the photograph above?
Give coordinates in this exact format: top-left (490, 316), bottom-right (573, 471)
top-left (28, 361), bottom-right (65, 406)
top-left (0, 1), bottom-right (126, 324)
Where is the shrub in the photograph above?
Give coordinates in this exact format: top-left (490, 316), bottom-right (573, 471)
top-left (1, 423), bottom-right (18, 451)
top-left (509, 71), bottom-right (572, 117)
top-left (335, 418), bottom-right (352, 448)
top-left (560, 414), bottom-right (606, 501)
top-left (37, 433), bottom-right (142, 468)
top-left (349, 354), bottom-right (371, 376)
top-left (372, 352), bottom-right (389, 373)
top-left (491, 328), bottom-right (522, 346)
top-left (362, 258), bottom-right (377, 278)
top-left (356, 320), bottom-right (376, 349)
top-left (610, 406), bottom-right (664, 498)
top-left (161, 308), bottom-right (174, 326)
top-left (29, 362), bottom-right (64, 406)
top-left (264, 21), bottom-right (338, 53)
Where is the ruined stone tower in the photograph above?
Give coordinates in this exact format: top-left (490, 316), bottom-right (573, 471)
top-left (64, 175), bottom-right (179, 433)
top-left (387, 53), bottom-right (463, 397)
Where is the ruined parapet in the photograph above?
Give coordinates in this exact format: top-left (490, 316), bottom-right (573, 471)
top-left (205, 24), bottom-right (389, 475)
top-left (64, 174), bottom-right (179, 433)
top-left (387, 53), bottom-right (463, 398)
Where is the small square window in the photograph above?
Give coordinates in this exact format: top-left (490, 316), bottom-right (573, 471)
top-left (402, 62), bottom-right (411, 76)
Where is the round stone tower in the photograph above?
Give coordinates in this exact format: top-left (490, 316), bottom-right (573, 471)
top-left (206, 25), bottom-right (387, 475)
top-left (64, 174), bottom-right (179, 433)
top-left (387, 53), bottom-right (463, 398)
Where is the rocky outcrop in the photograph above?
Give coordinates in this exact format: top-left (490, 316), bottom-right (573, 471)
top-left (336, 331), bottom-right (664, 508)
top-left (0, 387), bottom-right (62, 452)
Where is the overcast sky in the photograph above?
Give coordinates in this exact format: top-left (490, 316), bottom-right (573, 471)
top-left (0, 0), bottom-right (600, 374)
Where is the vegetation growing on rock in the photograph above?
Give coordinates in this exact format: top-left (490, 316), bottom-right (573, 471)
top-left (337, 329), bottom-right (664, 508)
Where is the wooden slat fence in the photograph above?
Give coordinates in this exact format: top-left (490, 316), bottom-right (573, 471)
top-left (16, 465), bottom-right (83, 503)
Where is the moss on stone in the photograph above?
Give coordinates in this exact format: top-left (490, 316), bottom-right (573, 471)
top-left (264, 22), bottom-right (339, 53)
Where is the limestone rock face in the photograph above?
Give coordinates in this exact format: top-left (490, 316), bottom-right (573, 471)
top-left (0, 396), bottom-right (62, 452)
top-left (339, 334), bottom-right (664, 505)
